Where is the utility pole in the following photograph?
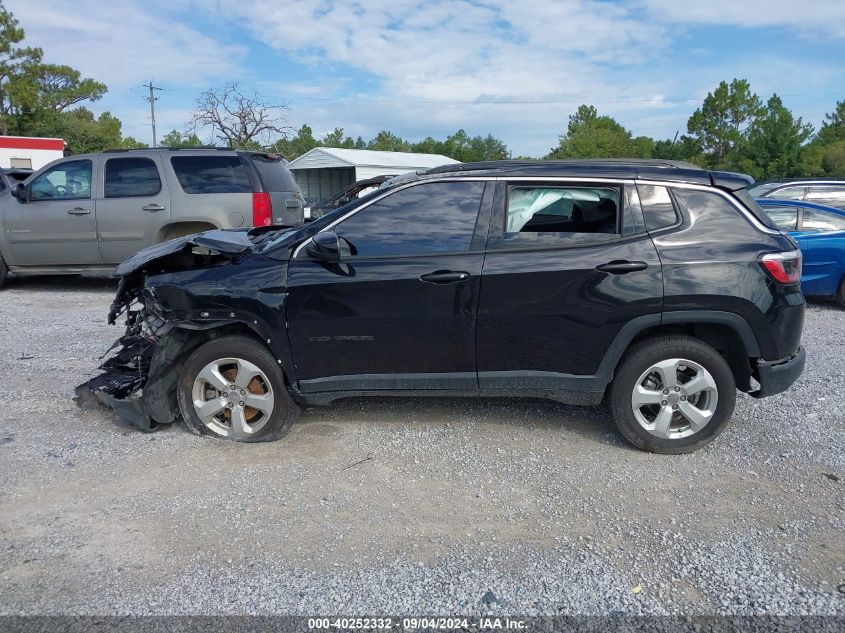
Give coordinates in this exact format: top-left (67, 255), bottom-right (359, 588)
top-left (142, 81), bottom-right (163, 147)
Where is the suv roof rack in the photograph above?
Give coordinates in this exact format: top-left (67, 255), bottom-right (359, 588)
top-left (424, 158), bottom-right (704, 175)
top-left (102, 146), bottom-right (236, 153)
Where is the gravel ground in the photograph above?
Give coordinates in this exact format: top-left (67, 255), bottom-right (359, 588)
top-left (0, 275), bottom-right (843, 616)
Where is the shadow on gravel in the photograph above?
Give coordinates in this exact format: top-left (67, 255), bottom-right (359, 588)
top-left (3, 274), bottom-right (118, 292)
top-left (299, 395), bottom-right (621, 444)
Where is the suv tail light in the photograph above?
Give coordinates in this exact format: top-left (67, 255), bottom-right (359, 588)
top-left (252, 192), bottom-right (272, 227)
top-left (759, 251), bottom-right (802, 285)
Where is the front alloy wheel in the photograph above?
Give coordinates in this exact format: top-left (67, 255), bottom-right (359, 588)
top-left (191, 357), bottom-right (275, 439)
top-left (177, 335), bottom-right (299, 442)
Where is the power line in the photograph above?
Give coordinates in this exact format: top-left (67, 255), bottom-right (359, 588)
top-left (142, 81), bottom-right (164, 146)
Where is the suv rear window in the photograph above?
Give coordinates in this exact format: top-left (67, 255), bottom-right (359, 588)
top-left (243, 153), bottom-right (298, 192)
top-left (170, 156), bottom-right (252, 194)
top-left (105, 157), bottom-right (161, 198)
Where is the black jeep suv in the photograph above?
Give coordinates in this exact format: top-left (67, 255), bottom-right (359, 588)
top-left (78, 159), bottom-right (806, 454)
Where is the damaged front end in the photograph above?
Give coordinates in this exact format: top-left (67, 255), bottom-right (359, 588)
top-left (75, 229), bottom-right (260, 431)
top-left (75, 279), bottom-right (174, 431)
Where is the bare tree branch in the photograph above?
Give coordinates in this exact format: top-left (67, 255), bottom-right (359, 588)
top-left (188, 82), bottom-right (292, 149)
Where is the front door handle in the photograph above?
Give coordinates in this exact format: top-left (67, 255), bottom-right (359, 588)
top-left (142, 203), bottom-right (166, 212)
top-left (67, 207), bottom-right (90, 215)
top-left (420, 270), bottom-right (471, 284)
top-left (595, 260), bottom-right (648, 274)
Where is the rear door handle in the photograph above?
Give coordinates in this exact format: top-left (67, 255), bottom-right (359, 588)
top-left (595, 260), bottom-right (648, 274)
top-left (420, 270), bottom-right (471, 284)
top-left (142, 203), bottom-right (166, 212)
top-left (67, 207), bottom-right (90, 215)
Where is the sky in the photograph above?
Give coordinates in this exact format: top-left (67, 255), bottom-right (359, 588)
top-left (10, 0), bottom-right (845, 157)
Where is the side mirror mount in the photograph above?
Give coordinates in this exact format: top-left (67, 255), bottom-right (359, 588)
top-left (13, 182), bottom-right (26, 202)
top-left (306, 230), bottom-right (341, 262)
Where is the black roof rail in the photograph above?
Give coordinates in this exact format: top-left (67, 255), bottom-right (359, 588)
top-left (424, 158), bottom-right (704, 175)
top-left (102, 146), bottom-right (232, 153)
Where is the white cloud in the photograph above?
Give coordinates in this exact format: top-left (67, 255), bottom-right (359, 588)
top-left (8, 0), bottom-right (246, 88)
top-left (639, 0), bottom-right (845, 39)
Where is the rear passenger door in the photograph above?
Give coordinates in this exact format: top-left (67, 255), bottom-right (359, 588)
top-left (476, 181), bottom-right (663, 395)
top-left (96, 154), bottom-right (170, 264)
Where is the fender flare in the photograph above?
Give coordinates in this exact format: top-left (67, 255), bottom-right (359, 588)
top-left (596, 310), bottom-right (761, 381)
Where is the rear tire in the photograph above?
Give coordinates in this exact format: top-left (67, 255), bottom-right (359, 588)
top-left (0, 253), bottom-right (7, 289)
top-left (176, 335), bottom-right (299, 442)
top-left (609, 335), bottom-right (736, 454)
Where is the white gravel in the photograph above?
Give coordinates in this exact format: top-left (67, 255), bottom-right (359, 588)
top-left (0, 276), bottom-right (843, 616)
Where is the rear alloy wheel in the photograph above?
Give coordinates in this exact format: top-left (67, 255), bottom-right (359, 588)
top-left (610, 335), bottom-right (736, 454)
top-left (177, 336), bottom-right (298, 442)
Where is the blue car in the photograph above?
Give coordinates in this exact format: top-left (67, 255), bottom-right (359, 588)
top-left (758, 198), bottom-right (845, 307)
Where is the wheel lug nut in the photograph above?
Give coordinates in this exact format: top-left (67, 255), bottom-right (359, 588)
top-left (239, 401), bottom-right (244, 407)
top-left (661, 400), bottom-right (668, 406)
top-left (240, 390), bottom-right (245, 395)
top-left (230, 385), bottom-right (236, 390)
top-left (681, 396), bottom-right (686, 401)
top-left (672, 404), bottom-right (678, 410)
top-left (662, 389), bottom-right (669, 395)
top-left (675, 386), bottom-right (680, 392)
top-left (227, 402), bottom-right (234, 408)
top-left (222, 392), bottom-right (228, 398)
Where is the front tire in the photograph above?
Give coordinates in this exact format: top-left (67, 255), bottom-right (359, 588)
top-left (837, 276), bottom-right (845, 309)
top-left (609, 335), bottom-right (736, 454)
top-left (177, 335), bottom-right (299, 442)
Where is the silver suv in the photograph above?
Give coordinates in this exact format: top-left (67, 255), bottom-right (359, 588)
top-left (0, 148), bottom-right (303, 287)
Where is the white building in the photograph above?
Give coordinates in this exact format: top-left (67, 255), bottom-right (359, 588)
top-left (0, 136), bottom-right (65, 170)
top-left (287, 147), bottom-right (459, 203)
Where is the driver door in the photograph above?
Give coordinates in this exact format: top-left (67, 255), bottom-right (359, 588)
top-left (3, 158), bottom-right (102, 266)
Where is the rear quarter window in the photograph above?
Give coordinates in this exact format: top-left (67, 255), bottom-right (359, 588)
top-left (731, 188), bottom-right (780, 230)
top-left (244, 154), bottom-right (299, 192)
top-left (170, 155), bottom-right (252, 194)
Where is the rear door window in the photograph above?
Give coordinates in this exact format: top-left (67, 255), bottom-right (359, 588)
top-left (170, 155), bottom-right (251, 194)
top-left (104, 157), bottom-right (162, 198)
top-left (497, 185), bottom-right (620, 248)
top-left (802, 209), bottom-right (845, 232)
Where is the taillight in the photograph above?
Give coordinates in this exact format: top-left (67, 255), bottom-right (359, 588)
top-left (252, 192), bottom-right (272, 227)
top-left (759, 251), bottom-right (802, 285)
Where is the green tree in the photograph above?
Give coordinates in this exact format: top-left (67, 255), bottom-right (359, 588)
top-left (160, 129), bottom-right (203, 148)
top-left (0, 2), bottom-right (106, 135)
top-left (367, 130), bottom-right (411, 152)
top-left (546, 105), bottom-right (645, 159)
top-left (739, 94), bottom-right (813, 178)
top-left (815, 99), bottom-right (845, 146)
top-left (687, 79), bottom-right (763, 169)
top-left (270, 124), bottom-right (320, 160)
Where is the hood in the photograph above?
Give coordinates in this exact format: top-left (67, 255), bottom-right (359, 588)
top-left (112, 230), bottom-right (254, 278)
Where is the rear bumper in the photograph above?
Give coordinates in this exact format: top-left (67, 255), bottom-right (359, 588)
top-left (752, 347), bottom-right (806, 398)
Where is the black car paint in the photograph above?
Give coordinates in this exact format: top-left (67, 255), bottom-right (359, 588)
top-left (76, 160), bottom-right (806, 432)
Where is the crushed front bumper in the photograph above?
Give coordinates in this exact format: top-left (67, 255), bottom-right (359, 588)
top-left (752, 347), bottom-right (806, 398)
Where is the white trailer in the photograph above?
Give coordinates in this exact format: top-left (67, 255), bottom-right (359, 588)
top-left (0, 136), bottom-right (65, 170)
